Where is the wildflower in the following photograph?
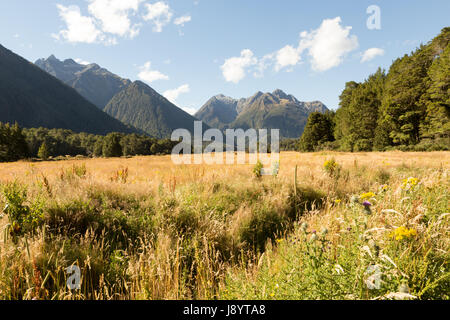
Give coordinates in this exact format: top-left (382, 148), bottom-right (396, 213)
top-left (276, 239), bottom-right (284, 244)
top-left (362, 200), bottom-right (372, 214)
top-left (320, 228), bottom-right (328, 236)
top-left (350, 195), bottom-right (359, 203)
top-left (334, 199), bottom-right (342, 204)
top-left (360, 192), bottom-right (375, 201)
top-left (309, 233), bottom-right (318, 242)
top-left (390, 226), bottom-right (418, 241)
top-left (323, 159), bottom-right (338, 170)
top-left (362, 200), bottom-right (372, 207)
top-left (323, 159), bottom-right (340, 177)
top-left (401, 177), bottom-right (419, 191)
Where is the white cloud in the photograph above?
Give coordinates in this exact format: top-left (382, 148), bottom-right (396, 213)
top-left (275, 45), bottom-right (301, 71)
top-left (174, 15), bottom-right (191, 26)
top-left (53, 4), bottom-right (104, 44)
top-left (87, 0), bottom-right (144, 38)
top-left (163, 84), bottom-right (190, 105)
top-left (54, 0), bottom-right (182, 45)
top-left (221, 17), bottom-right (358, 81)
top-left (254, 53), bottom-right (274, 78)
top-left (298, 17), bottom-right (359, 71)
top-left (75, 58), bottom-right (90, 65)
top-left (143, 2), bottom-right (173, 32)
top-left (221, 49), bottom-right (258, 83)
top-left (361, 47), bottom-right (385, 63)
top-left (138, 61), bottom-right (169, 83)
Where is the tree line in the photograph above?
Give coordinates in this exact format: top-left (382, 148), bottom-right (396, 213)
top-left (0, 123), bottom-right (177, 162)
top-left (299, 27), bottom-right (449, 152)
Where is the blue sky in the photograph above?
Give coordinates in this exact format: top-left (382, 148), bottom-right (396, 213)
top-left (0, 0), bottom-right (449, 114)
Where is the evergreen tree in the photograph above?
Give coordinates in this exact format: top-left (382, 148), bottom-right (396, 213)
top-left (334, 81), bottom-right (359, 150)
top-left (0, 122), bottom-right (28, 162)
top-left (298, 112), bottom-right (335, 152)
top-left (420, 44), bottom-right (450, 140)
top-left (102, 133), bottom-right (123, 157)
top-left (37, 142), bottom-right (49, 160)
top-left (93, 139), bottom-right (104, 157)
top-left (334, 70), bottom-right (385, 151)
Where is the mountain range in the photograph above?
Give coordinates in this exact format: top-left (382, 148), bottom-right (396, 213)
top-left (35, 56), bottom-right (131, 109)
top-left (0, 44), bottom-right (136, 135)
top-left (0, 44), bottom-right (329, 140)
top-left (35, 55), bottom-right (203, 138)
top-left (195, 90), bottom-right (328, 138)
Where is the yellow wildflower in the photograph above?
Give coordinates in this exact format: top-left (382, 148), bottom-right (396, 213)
top-left (402, 177), bottom-right (419, 190)
top-left (390, 226), bottom-right (418, 241)
top-left (360, 192), bottom-right (375, 201)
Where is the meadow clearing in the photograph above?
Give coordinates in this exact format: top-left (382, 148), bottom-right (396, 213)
top-left (0, 151), bottom-right (448, 300)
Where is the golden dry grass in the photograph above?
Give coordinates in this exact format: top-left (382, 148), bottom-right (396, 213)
top-left (0, 151), bottom-right (448, 300)
top-left (1, 151), bottom-right (447, 188)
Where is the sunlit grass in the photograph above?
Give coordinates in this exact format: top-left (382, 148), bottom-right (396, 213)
top-left (0, 151), bottom-right (448, 300)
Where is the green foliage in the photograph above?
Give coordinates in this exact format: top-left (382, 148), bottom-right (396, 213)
top-left (37, 142), bottom-right (49, 160)
top-left (279, 138), bottom-right (298, 151)
top-left (237, 205), bottom-right (284, 253)
top-left (253, 160), bottom-right (263, 178)
top-left (0, 122), bottom-right (28, 162)
top-left (2, 181), bottom-right (44, 236)
top-left (335, 69), bottom-right (386, 151)
top-left (102, 133), bottom-right (123, 157)
top-left (288, 186), bottom-right (325, 220)
top-left (420, 44), bottom-right (450, 140)
top-left (1, 126), bottom-right (178, 161)
top-left (316, 27), bottom-right (450, 152)
top-left (323, 158), bottom-right (341, 178)
top-left (298, 112), bottom-right (335, 152)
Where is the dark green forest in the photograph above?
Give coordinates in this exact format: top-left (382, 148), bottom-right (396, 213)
top-left (0, 122), bottom-right (177, 162)
top-left (299, 27), bottom-right (449, 152)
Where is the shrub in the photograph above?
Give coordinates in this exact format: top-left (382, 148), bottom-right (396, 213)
top-left (253, 161), bottom-right (263, 178)
top-left (323, 158), bottom-right (340, 178)
top-left (37, 142), bottom-right (49, 160)
top-left (2, 181), bottom-right (44, 236)
top-left (236, 206), bottom-right (285, 252)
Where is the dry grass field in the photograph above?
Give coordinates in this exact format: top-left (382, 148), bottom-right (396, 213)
top-left (0, 151), bottom-right (448, 300)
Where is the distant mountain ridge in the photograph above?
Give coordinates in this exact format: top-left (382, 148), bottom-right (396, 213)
top-left (104, 81), bottom-right (207, 138)
top-left (195, 90), bottom-right (329, 138)
top-left (0, 44), bottom-right (137, 135)
top-left (35, 56), bottom-right (131, 109)
top-left (35, 55), bottom-right (207, 138)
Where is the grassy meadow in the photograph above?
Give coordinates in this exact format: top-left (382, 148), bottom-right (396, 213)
top-left (0, 151), bottom-right (448, 300)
